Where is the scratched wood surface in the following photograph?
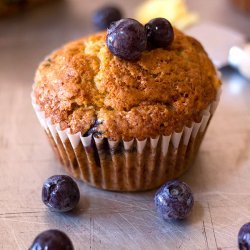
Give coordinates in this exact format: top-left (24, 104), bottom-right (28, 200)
top-left (0, 0), bottom-right (250, 249)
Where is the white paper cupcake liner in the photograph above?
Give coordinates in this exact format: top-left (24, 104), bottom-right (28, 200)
top-left (31, 90), bottom-right (221, 191)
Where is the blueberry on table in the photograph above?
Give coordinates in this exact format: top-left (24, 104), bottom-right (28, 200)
top-left (238, 222), bottom-right (250, 250)
top-left (106, 18), bottom-right (147, 61)
top-left (145, 18), bottom-right (174, 49)
top-left (29, 229), bottom-right (74, 250)
top-left (93, 6), bottom-right (122, 30)
top-left (154, 180), bottom-right (194, 220)
top-left (42, 175), bottom-right (80, 212)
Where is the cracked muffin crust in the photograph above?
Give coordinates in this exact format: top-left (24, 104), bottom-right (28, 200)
top-left (33, 28), bottom-right (221, 140)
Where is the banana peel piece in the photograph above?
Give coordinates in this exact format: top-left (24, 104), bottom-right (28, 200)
top-left (135, 0), bottom-right (199, 30)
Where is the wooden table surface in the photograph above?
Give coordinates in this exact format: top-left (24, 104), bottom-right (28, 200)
top-left (0, 0), bottom-right (250, 249)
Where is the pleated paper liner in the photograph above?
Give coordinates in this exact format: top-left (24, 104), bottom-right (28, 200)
top-left (32, 91), bottom-right (221, 191)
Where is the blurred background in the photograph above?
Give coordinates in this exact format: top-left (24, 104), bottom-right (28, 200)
top-left (0, 0), bottom-right (250, 84)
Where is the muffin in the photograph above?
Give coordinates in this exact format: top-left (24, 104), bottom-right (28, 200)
top-left (32, 23), bottom-right (221, 191)
top-left (231, 0), bottom-right (250, 13)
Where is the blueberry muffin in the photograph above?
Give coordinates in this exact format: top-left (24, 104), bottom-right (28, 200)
top-left (32, 18), bottom-right (221, 191)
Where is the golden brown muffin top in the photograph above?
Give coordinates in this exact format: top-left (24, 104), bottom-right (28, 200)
top-left (33, 29), bottom-right (221, 140)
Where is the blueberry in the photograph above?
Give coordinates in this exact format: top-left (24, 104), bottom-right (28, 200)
top-left (145, 18), bottom-right (174, 49)
top-left (106, 18), bottom-right (147, 61)
top-left (154, 180), bottom-right (194, 220)
top-left (42, 175), bottom-right (80, 212)
top-left (83, 119), bottom-right (103, 137)
top-left (93, 6), bottom-right (122, 30)
top-left (238, 222), bottom-right (250, 250)
top-left (29, 229), bottom-right (74, 250)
